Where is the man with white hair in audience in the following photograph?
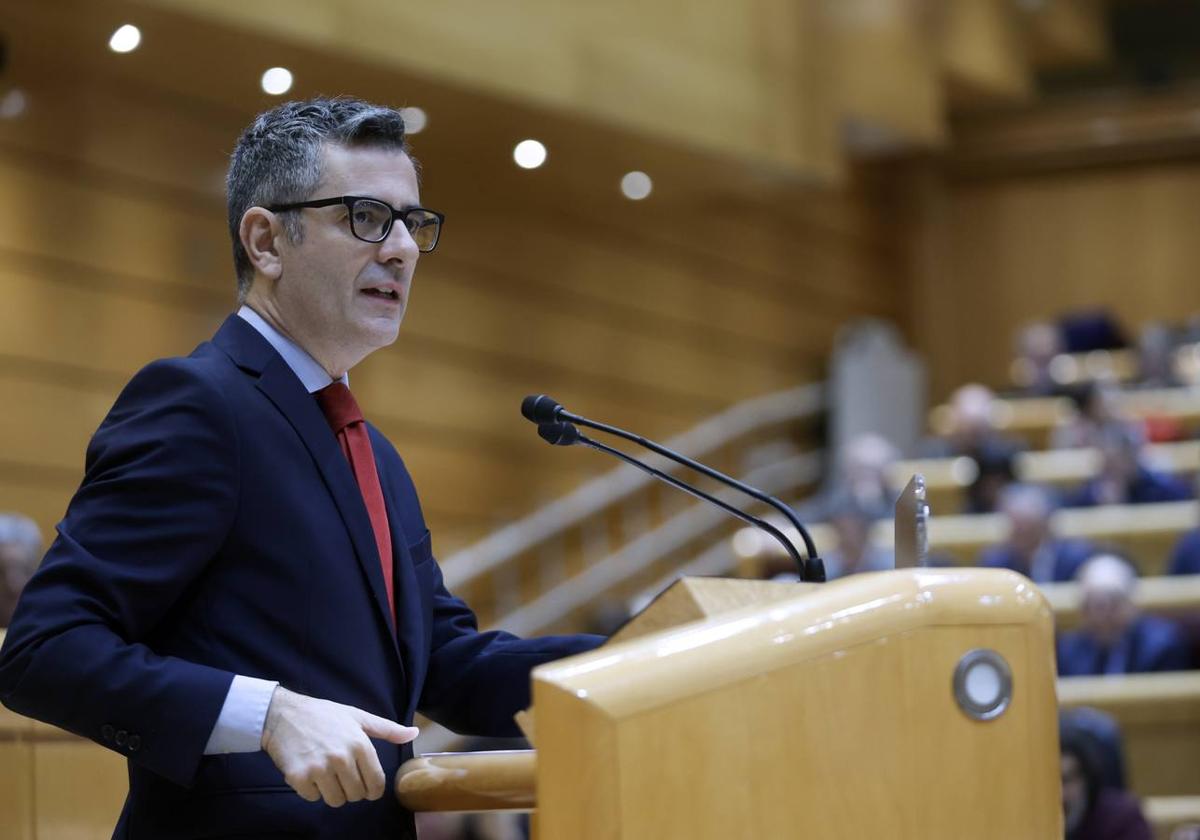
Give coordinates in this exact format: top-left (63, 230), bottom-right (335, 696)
top-left (978, 484), bottom-right (1092, 584)
top-left (1056, 553), bottom-right (1191, 676)
top-left (0, 513), bottom-right (41, 627)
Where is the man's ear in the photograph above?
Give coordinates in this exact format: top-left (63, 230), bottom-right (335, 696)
top-left (240, 207), bottom-right (284, 281)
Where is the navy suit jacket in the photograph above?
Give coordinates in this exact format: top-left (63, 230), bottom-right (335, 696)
top-left (1057, 615), bottom-right (1190, 677)
top-left (0, 316), bottom-right (600, 839)
top-left (1065, 466), bottom-right (1193, 508)
top-left (978, 539), bottom-right (1093, 584)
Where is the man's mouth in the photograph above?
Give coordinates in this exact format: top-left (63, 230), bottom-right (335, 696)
top-left (361, 287), bottom-right (400, 300)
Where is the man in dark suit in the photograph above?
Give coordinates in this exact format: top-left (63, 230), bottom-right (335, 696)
top-left (1064, 422), bottom-right (1192, 508)
top-left (0, 97), bottom-right (601, 839)
top-left (1056, 553), bottom-right (1190, 677)
top-left (977, 484), bottom-right (1092, 584)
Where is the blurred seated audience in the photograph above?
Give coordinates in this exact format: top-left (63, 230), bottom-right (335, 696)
top-left (978, 485), bottom-right (1092, 584)
top-left (1012, 321), bottom-right (1065, 397)
top-left (1057, 553), bottom-right (1191, 677)
top-left (819, 501), bottom-right (893, 581)
top-left (1064, 423), bottom-right (1192, 508)
top-left (0, 513), bottom-right (41, 627)
top-left (1060, 720), bottom-right (1151, 840)
top-left (1051, 382), bottom-right (1124, 451)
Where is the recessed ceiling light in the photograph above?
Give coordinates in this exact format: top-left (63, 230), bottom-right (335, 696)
top-left (400, 106), bottom-right (427, 134)
top-left (0, 90), bottom-right (28, 120)
top-left (108, 24), bottom-right (141, 54)
top-left (513, 139), bottom-right (547, 170)
top-left (261, 67), bottom-right (293, 96)
top-left (620, 171), bottom-right (652, 200)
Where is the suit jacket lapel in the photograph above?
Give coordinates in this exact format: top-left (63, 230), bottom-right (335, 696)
top-left (378, 473), bottom-right (422, 703)
top-left (211, 316), bottom-right (404, 667)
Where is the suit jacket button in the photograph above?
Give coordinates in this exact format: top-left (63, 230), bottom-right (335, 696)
top-left (101, 724), bottom-right (115, 742)
top-left (115, 730), bottom-right (128, 745)
top-left (128, 735), bottom-right (141, 752)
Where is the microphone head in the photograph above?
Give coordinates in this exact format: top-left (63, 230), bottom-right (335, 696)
top-left (538, 421), bottom-right (580, 446)
top-left (521, 394), bottom-right (563, 424)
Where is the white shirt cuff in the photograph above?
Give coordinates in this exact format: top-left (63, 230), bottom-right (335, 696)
top-left (203, 675), bottom-right (279, 755)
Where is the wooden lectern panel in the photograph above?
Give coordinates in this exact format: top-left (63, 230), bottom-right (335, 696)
top-left (532, 568), bottom-right (1061, 839)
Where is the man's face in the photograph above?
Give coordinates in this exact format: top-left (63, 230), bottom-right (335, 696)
top-left (1081, 587), bottom-right (1135, 645)
top-left (271, 144), bottom-right (422, 373)
top-left (1007, 507), bottom-right (1048, 557)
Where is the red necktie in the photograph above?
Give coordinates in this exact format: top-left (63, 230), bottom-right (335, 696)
top-left (315, 383), bottom-right (395, 617)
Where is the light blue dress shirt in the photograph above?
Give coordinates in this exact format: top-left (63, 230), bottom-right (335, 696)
top-left (202, 306), bottom-right (348, 755)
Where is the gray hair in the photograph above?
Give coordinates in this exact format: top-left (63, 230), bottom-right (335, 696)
top-left (226, 96), bottom-right (412, 301)
top-left (0, 513), bottom-right (41, 558)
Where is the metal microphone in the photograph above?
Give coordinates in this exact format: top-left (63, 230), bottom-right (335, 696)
top-left (526, 404), bottom-right (823, 582)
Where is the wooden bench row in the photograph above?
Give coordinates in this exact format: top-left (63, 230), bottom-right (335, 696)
top-left (796, 499), bottom-right (1199, 574)
top-left (890, 440), bottom-right (1200, 514)
top-left (930, 384), bottom-right (1200, 450)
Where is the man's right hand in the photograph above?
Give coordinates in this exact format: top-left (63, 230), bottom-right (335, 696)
top-left (261, 686), bottom-right (419, 807)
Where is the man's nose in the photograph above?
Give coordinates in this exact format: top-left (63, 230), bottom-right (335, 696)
top-left (378, 220), bottom-right (420, 263)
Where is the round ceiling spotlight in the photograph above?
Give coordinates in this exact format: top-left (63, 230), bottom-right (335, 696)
top-left (0, 89), bottom-right (28, 120)
top-left (620, 171), bottom-right (652, 201)
top-left (108, 24), bottom-right (142, 54)
top-left (261, 67), bottom-right (294, 96)
top-left (513, 139), bottom-right (547, 170)
top-left (400, 106), bottom-right (427, 134)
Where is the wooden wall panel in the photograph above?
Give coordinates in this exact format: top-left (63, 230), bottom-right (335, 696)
top-left (907, 159), bottom-right (1200, 400)
top-left (0, 6), bottom-right (900, 556)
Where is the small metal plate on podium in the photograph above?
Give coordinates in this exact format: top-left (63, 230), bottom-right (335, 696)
top-left (894, 474), bottom-right (929, 569)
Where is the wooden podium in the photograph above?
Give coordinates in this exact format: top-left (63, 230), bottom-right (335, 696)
top-left (398, 567), bottom-right (1063, 838)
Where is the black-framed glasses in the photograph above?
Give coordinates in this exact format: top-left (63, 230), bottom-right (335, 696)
top-left (267, 195), bottom-right (444, 253)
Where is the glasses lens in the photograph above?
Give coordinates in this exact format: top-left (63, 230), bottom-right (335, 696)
top-left (405, 209), bottom-right (442, 253)
top-left (349, 199), bottom-right (391, 242)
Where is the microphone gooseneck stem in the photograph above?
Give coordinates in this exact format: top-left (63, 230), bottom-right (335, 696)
top-left (561, 410), bottom-right (823, 580)
top-left (577, 433), bottom-right (808, 577)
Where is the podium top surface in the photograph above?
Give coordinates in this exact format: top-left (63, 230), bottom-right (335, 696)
top-left (532, 567), bottom-right (1051, 718)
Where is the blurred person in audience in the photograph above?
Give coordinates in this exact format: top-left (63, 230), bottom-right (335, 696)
top-left (0, 513), bottom-right (40, 627)
top-left (1064, 423), bottom-right (1192, 508)
top-left (1051, 382), bottom-right (1124, 451)
top-left (1013, 321), bottom-right (1065, 397)
top-left (1060, 706), bottom-right (1127, 791)
top-left (1134, 321), bottom-right (1181, 390)
top-left (978, 485), bottom-right (1092, 584)
top-left (838, 433), bottom-right (899, 521)
top-left (1168, 516), bottom-right (1200, 576)
top-left (964, 446), bottom-right (1017, 514)
top-left (919, 384), bottom-right (1024, 514)
top-left (922, 383), bottom-right (1024, 462)
top-left (1057, 553), bottom-right (1190, 676)
top-left (820, 500), bottom-right (893, 581)
top-left (796, 433), bottom-right (899, 524)
top-left (1060, 723), bottom-right (1151, 840)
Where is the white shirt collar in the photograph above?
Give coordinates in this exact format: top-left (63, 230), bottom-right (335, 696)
top-left (236, 305), bottom-right (348, 394)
